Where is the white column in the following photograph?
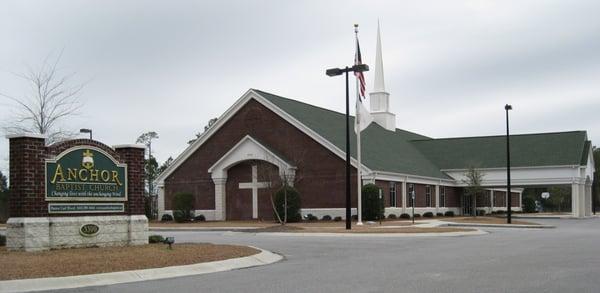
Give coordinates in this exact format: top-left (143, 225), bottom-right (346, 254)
top-left (157, 185), bottom-right (165, 217)
top-left (518, 191), bottom-right (523, 211)
top-left (490, 190), bottom-right (495, 211)
top-left (213, 178), bottom-right (227, 221)
top-left (435, 185), bottom-right (440, 213)
top-left (579, 183), bottom-right (586, 217)
top-left (572, 183), bottom-right (581, 218)
top-left (402, 178), bottom-right (407, 214)
top-left (585, 183), bottom-right (593, 216)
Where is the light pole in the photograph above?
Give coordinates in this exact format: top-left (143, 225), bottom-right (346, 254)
top-left (505, 104), bottom-right (512, 224)
top-left (411, 190), bottom-right (415, 224)
top-left (326, 64), bottom-right (369, 230)
top-left (80, 128), bottom-right (92, 139)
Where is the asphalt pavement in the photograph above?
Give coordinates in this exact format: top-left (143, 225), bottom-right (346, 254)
top-left (37, 218), bottom-right (600, 293)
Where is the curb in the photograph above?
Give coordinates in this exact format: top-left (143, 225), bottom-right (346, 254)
top-left (150, 227), bottom-right (261, 232)
top-left (227, 230), bottom-right (488, 238)
top-left (445, 223), bottom-right (555, 229)
top-left (0, 247), bottom-right (282, 293)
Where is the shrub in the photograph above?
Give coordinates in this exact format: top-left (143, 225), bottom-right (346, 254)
top-left (172, 192), bottom-right (194, 222)
top-left (477, 210), bottom-right (486, 216)
top-left (333, 216), bottom-right (342, 222)
top-left (387, 214), bottom-right (397, 219)
top-left (194, 214), bottom-right (206, 222)
top-left (496, 210), bottom-right (506, 215)
top-left (322, 215), bottom-right (332, 221)
top-left (400, 213), bottom-right (410, 219)
top-left (274, 186), bottom-right (302, 223)
top-left (161, 214), bottom-right (173, 221)
top-left (148, 235), bottom-right (164, 244)
top-left (444, 211), bottom-right (455, 217)
top-left (351, 215), bottom-right (358, 220)
top-left (436, 212), bottom-right (444, 217)
top-left (413, 213), bottom-right (421, 218)
top-left (305, 213), bottom-right (318, 221)
top-left (423, 212), bottom-right (434, 218)
top-left (361, 184), bottom-right (384, 221)
top-left (523, 196), bottom-right (536, 213)
top-left (0, 234), bottom-right (5, 246)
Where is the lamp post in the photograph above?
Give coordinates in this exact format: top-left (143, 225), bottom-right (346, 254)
top-left (80, 128), bottom-right (92, 140)
top-left (326, 64), bottom-right (369, 230)
top-left (505, 104), bottom-right (512, 224)
top-left (411, 190), bottom-right (416, 224)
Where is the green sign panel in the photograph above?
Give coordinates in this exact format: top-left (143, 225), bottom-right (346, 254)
top-left (46, 146), bottom-right (127, 201)
top-left (48, 203), bottom-right (125, 214)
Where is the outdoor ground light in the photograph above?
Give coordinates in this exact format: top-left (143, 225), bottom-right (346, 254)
top-left (164, 236), bottom-right (175, 249)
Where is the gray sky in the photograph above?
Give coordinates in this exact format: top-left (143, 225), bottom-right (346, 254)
top-left (1, 0), bottom-right (599, 177)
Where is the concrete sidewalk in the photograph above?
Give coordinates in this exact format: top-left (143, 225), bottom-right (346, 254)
top-left (0, 247), bottom-right (282, 293)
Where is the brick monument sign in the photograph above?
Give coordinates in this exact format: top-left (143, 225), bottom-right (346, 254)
top-left (6, 134), bottom-right (148, 251)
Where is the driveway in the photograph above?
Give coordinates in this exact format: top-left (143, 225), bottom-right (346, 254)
top-left (38, 218), bottom-right (600, 293)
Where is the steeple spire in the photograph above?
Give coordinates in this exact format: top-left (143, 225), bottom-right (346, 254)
top-left (373, 21), bottom-right (386, 93)
top-left (369, 20), bottom-right (396, 131)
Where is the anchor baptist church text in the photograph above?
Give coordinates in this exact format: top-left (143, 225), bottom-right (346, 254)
top-left (49, 165), bottom-right (123, 198)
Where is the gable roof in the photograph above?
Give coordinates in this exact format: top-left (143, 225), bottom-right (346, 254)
top-left (411, 131), bottom-right (589, 170)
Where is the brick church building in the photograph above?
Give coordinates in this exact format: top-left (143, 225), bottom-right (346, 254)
top-left (155, 28), bottom-right (594, 221)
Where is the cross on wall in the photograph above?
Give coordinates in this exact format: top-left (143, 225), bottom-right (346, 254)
top-left (238, 165), bottom-right (270, 219)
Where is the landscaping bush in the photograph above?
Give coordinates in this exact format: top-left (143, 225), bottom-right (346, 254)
top-left (361, 184), bottom-right (384, 221)
top-left (148, 235), bottom-right (164, 244)
top-left (161, 214), bottom-right (174, 221)
top-left (413, 213), bottom-right (421, 218)
top-left (172, 192), bottom-right (194, 222)
top-left (274, 185), bottom-right (302, 222)
top-left (194, 214), bottom-right (206, 222)
top-left (477, 209), bottom-right (486, 216)
top-left (351, 215), bottom-right (358, 220)
top-left (387, 214), bottom-right (397, 219)
top-left (523, 196), bottom-right (536, 213)
top-left (321, 215), bottom-right (332, 221)
top-left (304, 213), bottom-right (318, 221)
top-left (333, 216), bottom-right (342, 222)
top-left (400, 213), bottom-right (410, 219)
top-left (436, 212), bottom-right (444, 217)
top-left (423, 212), bottom-right (434, 218)
top-left (496, 210), bottom-right (506, 215)
top-left (444, 211), bottom-right (455, 217)
top-left (0, 234), bottom-right (5, 246)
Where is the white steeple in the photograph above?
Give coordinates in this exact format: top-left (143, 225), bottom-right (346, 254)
top-left (369, 21), bottom-right (396, 131)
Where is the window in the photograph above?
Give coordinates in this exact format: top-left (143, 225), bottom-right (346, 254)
top-left (389, 182), bottom-right (397, 207)
top-left (408, 184), bottom-right (415, 207)
top-left (440, 186), bottom-right (446, 207)
top-left (425, 185), bottom-right (432, 207)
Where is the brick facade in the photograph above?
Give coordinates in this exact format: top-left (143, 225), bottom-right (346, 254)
top-left (8, 136), bottom-right (145, 217)
top-left (164, 98), bottom-right (359, 217)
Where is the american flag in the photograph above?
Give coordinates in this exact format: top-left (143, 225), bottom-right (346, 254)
top-left (354, 36), bottom-right (366, 101)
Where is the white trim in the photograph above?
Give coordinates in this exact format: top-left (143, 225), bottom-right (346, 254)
top-left (371, 170), bottom-right (455, 186)
top-left (440, 164), bottom-right (581, 172)
top-left (6, 133), bottom-right (47, 139)
top-left (156, 89), bottom-right (371, 185)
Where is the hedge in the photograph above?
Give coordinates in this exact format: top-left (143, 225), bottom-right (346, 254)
top-left (274, 186), bottom-right (301, 222)
top-left (172, 192), bottom-right (194, 222)
top-left (361, 184), bottom-right (384, 221)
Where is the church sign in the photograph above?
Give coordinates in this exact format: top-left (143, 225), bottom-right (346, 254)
top-left (45, 146), bottom-right (127, 201)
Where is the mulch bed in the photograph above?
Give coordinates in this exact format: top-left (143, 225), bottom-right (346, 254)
top-left (445, 217), bottom-right (538, 225)
top-left (252, 225), bottom-right (474, 234)
top-left (0, 243), bottom-right (259, 281)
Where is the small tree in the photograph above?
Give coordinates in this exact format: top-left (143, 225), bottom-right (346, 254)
top-left (362, 184), bottom-right (384, 221)
top-left (462, 166), bottom-right (485, 217)
top-left (0, 171), bottom-right (8, 222)
top-left (188, 117), bottom-right (218, 144)
top-left (172, 192), bottom-right (194, 222)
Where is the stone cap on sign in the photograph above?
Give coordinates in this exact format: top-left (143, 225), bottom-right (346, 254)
top-left (6, 133), bottom-right (47, 139)
top-left (113, 144), bottom-right (146, 150)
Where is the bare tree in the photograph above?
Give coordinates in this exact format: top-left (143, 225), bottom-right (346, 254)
top-left (462, 166), bottom-right (485, 217)
top-left (1, 52), bottom-right (85, 142)
top-left (188, 117), bottom-right (218, 144)
top-left (256, 148), bottom-right (306, 225)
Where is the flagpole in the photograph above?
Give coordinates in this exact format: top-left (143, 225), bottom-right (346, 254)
top-left (355, 24), bottom-right (363, 226)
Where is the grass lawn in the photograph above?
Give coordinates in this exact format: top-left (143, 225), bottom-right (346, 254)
top-left (0, 243), bottom-right (259, 281)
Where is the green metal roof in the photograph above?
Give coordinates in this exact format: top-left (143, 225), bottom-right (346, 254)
top-left (254, 89), bottom-right (589, 178)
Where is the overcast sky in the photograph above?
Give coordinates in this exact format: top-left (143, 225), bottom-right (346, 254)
top-left (1, 0), bottom-right (599, 177)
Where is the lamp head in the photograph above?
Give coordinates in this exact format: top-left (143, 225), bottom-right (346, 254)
top-left (352, 64), bottom-right (369, 72)
top-left (505, 104), bottom-right (512, 111)
top-left (326, 68), bottom-right (344, 77)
